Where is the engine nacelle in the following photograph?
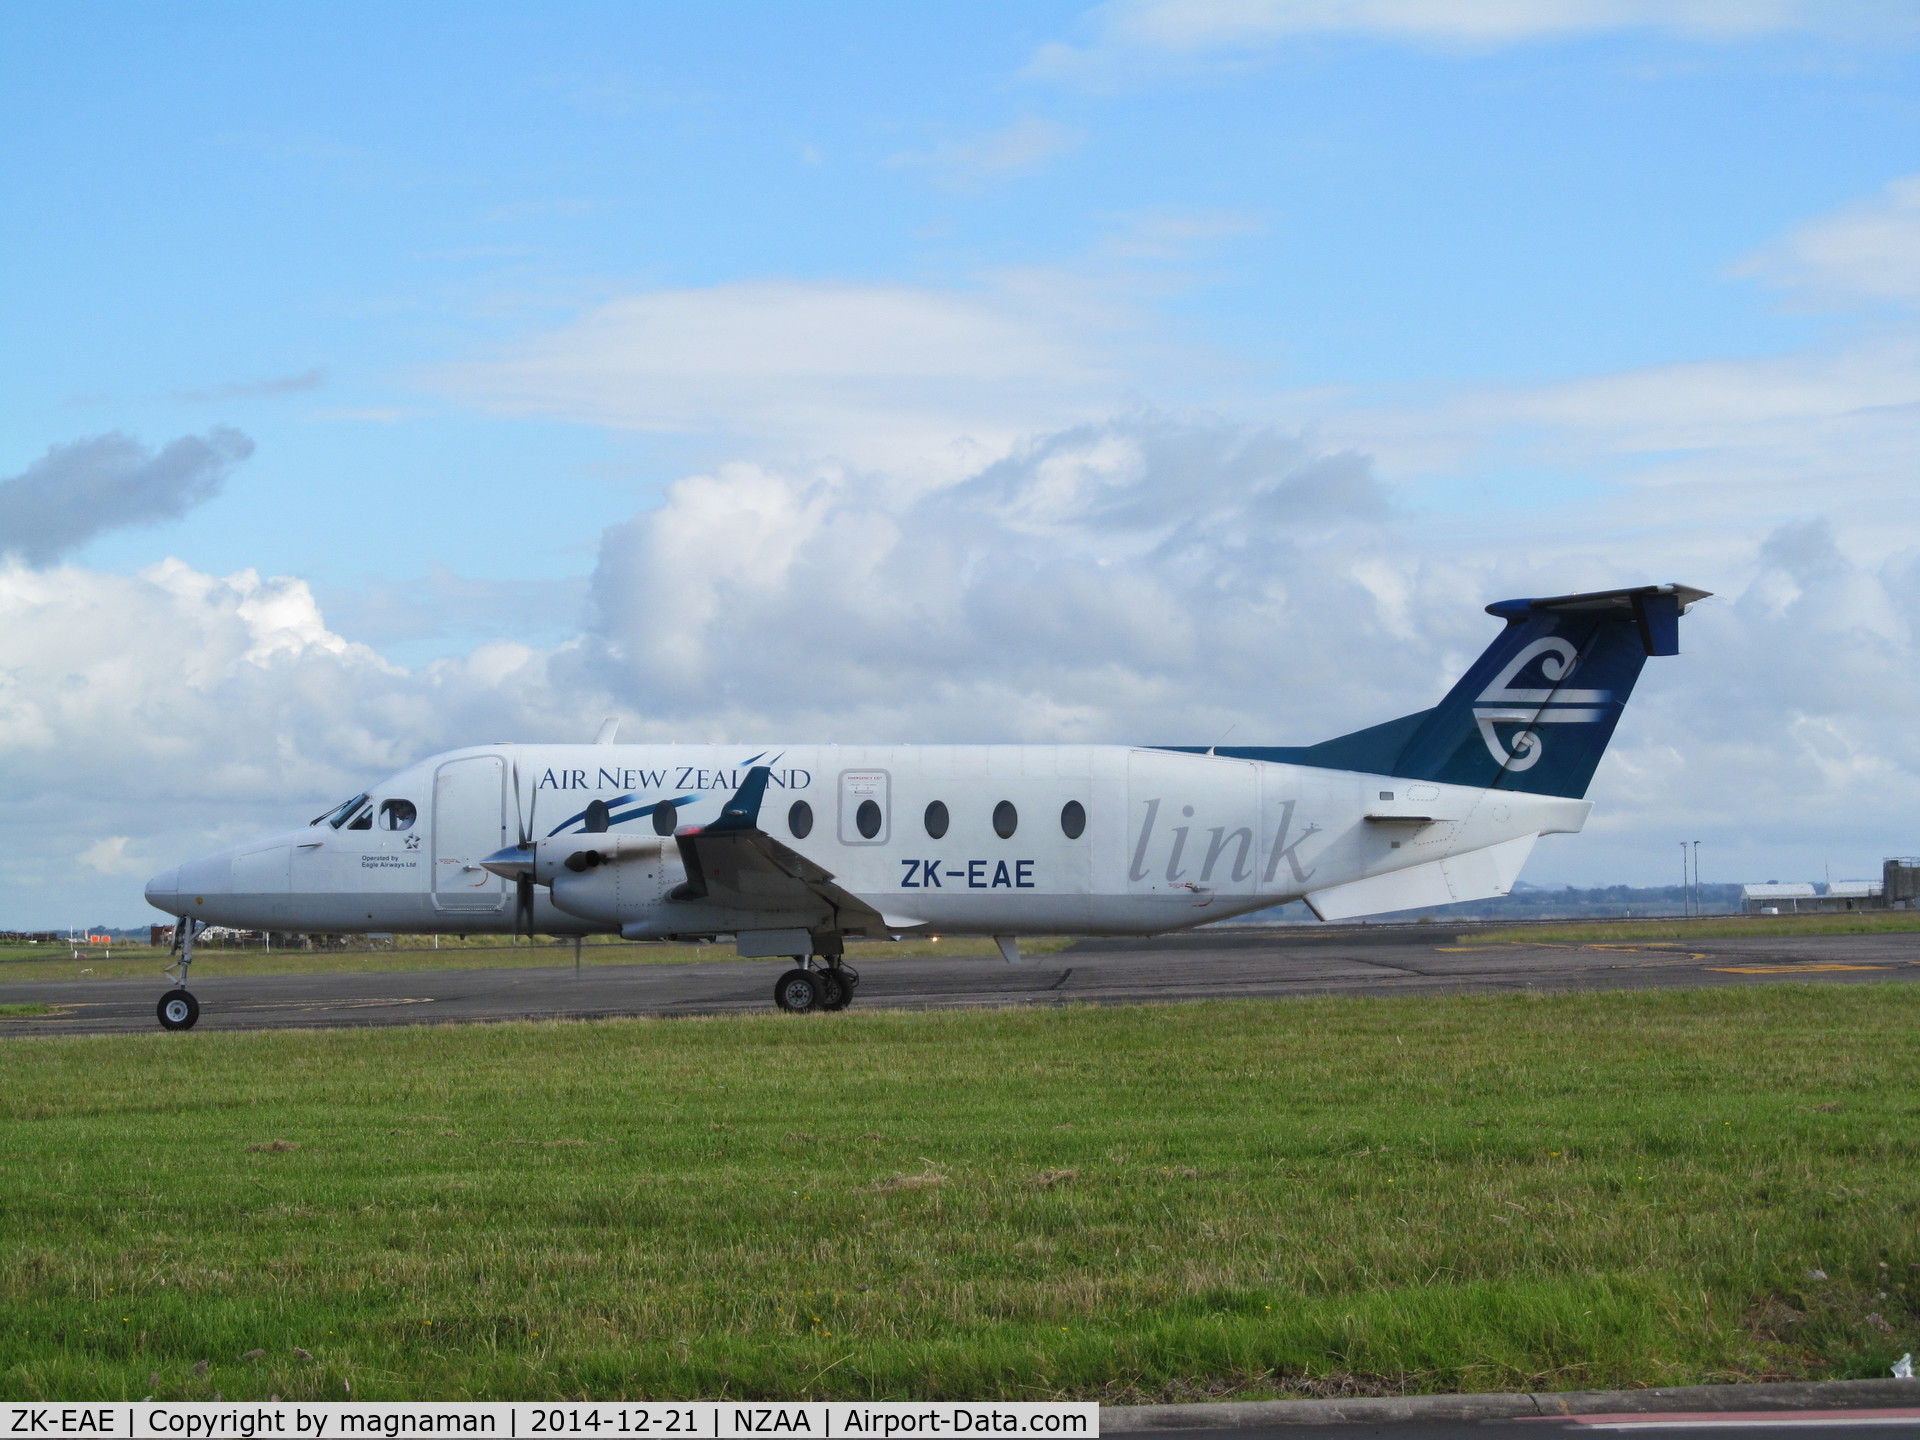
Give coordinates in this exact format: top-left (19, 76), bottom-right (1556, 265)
top-left (544, 835), bottom-right (680, 924)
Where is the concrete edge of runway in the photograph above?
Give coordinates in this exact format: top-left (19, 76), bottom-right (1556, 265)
top-left (1102, 1376), bottom-right (1920, 1429)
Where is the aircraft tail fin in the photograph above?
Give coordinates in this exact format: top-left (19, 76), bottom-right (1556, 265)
top-left (1365, 583), bottom-right (1710, 798)
top-left (1210, 583), bottom-right (1709, 799)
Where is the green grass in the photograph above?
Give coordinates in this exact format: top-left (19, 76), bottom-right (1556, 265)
top-left (1471, 913), bottom-right (1920, 944)
top-left (0, 1004), bottom-right (53, 1017)
top-left (3, 986), bottom-right (1917, 1402)
top-left (0, 936), bottom-right (1073, 986)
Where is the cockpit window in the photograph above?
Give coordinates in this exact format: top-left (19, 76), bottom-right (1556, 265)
top-left (313, 794), bottom-right (370, 829)
top-left (347, 807), bottom-right (373, 830)
top-left (379, 799), bottom-right (417, 832)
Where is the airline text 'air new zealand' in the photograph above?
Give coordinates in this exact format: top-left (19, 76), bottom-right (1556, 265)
top-left (144, 583), bottom-right (1707, 1028)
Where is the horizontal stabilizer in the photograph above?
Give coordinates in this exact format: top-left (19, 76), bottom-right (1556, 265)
top-left (1305, 833), bottom-right (1538, 922)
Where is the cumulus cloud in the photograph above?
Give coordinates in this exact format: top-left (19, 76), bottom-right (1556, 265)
top-left (79, 837), bottom-right (145, 876)
top-left (0, 554), bottom-right (626, 923)
top-left (576, 418), bottom-right (1416, 744)
top-left (1031, 0), bottom-right (1906, 80)
top-left (0, 429), bottom-right (254, 566)
top-left (427, 279), bottom-right (1137, 472)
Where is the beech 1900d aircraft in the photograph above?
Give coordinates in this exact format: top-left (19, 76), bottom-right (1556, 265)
top-left (143, 583), bottom-right (1706, 1029)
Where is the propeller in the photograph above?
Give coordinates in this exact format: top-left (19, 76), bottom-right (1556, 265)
top-left (510, 759), bottom-right (537, 940)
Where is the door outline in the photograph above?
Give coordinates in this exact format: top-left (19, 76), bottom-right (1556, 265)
top-left (433, 755), bottom-right (508, 911)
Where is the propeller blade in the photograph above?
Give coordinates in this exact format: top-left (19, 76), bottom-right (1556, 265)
top-left (515, 872), bottom-right (535, 938)
top-left (511, 759), bottom-right (530, 848)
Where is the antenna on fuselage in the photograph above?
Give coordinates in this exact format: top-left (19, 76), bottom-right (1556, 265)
top-left (1206, 723), bottom-right (1236, 757)
top-left (593, 717), bottom-right (620, 745)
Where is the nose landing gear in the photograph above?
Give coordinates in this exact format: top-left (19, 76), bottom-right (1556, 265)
top-left (157, 916), bottom-right (202, 1030)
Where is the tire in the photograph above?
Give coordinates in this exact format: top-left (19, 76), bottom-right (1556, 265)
top-left (773, 969), bottom-right (822, 1013)
top-left (157, 990), bottom-right (200, 1031)
top-left (816, 968), bottom-right (851, 1011)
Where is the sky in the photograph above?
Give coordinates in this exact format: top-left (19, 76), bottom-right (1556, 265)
top-left (4, 0), bottom-right (1920, 926)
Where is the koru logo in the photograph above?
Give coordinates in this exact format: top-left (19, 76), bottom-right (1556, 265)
top-left (1472, 636), bottom-right (1610, 771)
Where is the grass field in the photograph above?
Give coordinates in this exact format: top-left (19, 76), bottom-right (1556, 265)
top-left (0, 935), bottom-right (1073, 986)
top-left (2, 985), bottom-right (1916, 1403)
top-left (1472, 913), bottom-right (1920, 944)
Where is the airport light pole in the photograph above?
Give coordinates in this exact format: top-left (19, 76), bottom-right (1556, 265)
top-left (1680, 842), bottom-right (1690, 917)
top-left (1692, 840), bottom-right (1702, 916)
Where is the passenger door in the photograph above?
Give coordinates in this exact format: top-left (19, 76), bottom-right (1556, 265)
top-left (433, 756), bottom-right (508, 911)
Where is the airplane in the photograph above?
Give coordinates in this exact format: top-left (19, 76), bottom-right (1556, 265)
top-left (143, 582), bottom-right (1707, 1029)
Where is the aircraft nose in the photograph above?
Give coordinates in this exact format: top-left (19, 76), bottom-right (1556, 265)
top-left (145, 866), bottom-right (183, 913)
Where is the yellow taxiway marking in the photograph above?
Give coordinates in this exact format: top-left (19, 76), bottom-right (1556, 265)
top-left (1437, 942), bottom-right (1687, 952)
top-left (1438, 943), bottom-right (1705, 961)
top-left (1706, 964), bottom-right (1887, 974)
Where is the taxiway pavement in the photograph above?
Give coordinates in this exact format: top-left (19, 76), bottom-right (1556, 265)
top-left (3, 923), bottom-right (1917, 1035)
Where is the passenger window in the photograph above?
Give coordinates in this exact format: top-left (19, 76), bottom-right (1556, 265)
top-left (993, 800), bottom-right (1018, 839)
top-left (584, 799), bottom-right (610, 834)
top-left (1060, 800), bottom-right (1086, 840)
top-left (652, 800), bottom-right (678, 836)
top-left (924, 800), bottom-right (949, 839)
top-left (789, 801), bottom-right (813, 839)
top-left (378, 800), bottom-right (417, 831)
top-left (856, 799), bottom-right (883, 839)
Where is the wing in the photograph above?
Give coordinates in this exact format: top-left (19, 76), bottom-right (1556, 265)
top-left (672, 767), bottom-right (923, 935)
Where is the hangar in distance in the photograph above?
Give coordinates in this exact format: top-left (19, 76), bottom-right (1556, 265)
top-left (144, 582), bottom-right (1707, 1028)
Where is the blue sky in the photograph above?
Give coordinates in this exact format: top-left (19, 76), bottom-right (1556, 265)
top-left (4, 1), bottom-right (1920, 921)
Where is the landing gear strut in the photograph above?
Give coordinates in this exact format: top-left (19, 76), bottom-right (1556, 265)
top-left (158, 916), bottom-right (202, 1030)
top-left (771, 945), bottom-right (859, 1014)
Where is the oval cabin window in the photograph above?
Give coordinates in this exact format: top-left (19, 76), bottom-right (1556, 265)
top-left (924, 800), bottom-right (949, 839)
top-left (653, 800), bottom-right (678, 836)
top-left (788, 800), bottom-right (813, 839)
top-left (1059, 799), bottom-right (1086, 839)
top-left (993, 800), bottom-right (1018, 839)
top-left (856, 799), bottom-right (883, 839)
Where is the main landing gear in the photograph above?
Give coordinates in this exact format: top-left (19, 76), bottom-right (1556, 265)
top-left (773, 955), bottom-right (860, 1014)
top-left (157, 916), bottom-right (203, 1030)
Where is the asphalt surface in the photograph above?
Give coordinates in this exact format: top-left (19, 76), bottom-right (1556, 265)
top-left (3, 923), bottom-right (1919, 1035)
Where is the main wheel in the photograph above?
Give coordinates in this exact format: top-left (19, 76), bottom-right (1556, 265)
top-left (816, 968), bottom-right (851, 1011)
top-left (773, 969), bottom-right (822, 1013)
top-left (157, 990), bottom-right (200, 1031)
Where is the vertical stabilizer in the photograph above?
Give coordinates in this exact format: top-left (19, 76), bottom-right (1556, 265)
top-left (1389, 583), bottom-right (1708, 798)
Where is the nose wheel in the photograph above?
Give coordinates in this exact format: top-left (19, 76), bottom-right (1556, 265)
top-left (156, 916), bottom-right (204, 1030)
top-left (157, 990), bottom-right (200, 1030)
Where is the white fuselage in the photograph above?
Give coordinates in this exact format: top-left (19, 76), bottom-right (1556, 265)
top-left (144, 743), bottom-right (1590, 938)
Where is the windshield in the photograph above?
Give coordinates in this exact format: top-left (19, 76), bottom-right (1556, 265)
top-left (311, 793), bottom-right (370, 829)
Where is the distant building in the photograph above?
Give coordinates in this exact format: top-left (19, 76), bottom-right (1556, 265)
top-left (1743, 879), bottom-right (1884, 914)
top-left (1742, 882), bottom-right (1816, 914)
